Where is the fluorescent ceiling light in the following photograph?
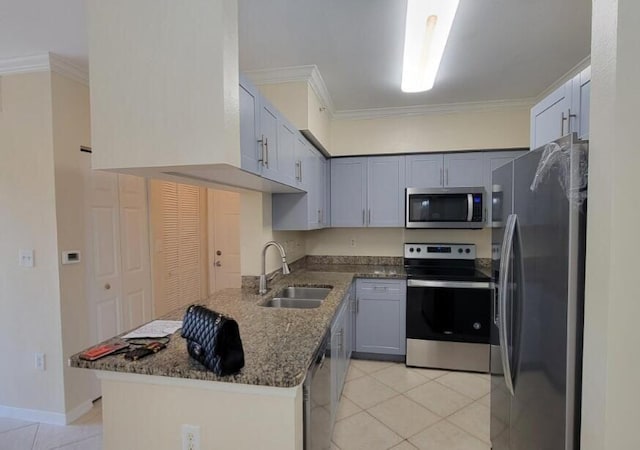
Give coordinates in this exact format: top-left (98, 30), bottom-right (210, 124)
top-left (401, 0), bottom-right (460, 93)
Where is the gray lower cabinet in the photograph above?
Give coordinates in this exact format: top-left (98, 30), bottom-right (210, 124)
top-left (330, 289), bottom-right (352, 427)
top-left (355, 279), bottom-right (406, 355)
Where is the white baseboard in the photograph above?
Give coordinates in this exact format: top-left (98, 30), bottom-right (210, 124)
top-left (0, 400), bottom-right (94, 425)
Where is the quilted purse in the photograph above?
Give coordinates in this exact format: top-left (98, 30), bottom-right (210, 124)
top-left (180, 305), bottom-right (245, 376)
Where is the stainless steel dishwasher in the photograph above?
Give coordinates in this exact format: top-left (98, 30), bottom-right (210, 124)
top-left (303, 330), bottom-right (331, 450)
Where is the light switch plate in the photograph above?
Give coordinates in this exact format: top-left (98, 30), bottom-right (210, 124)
top-left (19, 249), bottom-right (34, 268)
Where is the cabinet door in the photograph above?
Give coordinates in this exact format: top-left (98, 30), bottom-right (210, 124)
top-left (572, 66), bottom-right (591, 140)
top-left (530, 79), bottom-right (572, 150)
top-left (277, 120), bottom-right (298, 187)
top-left (405, 154), bottom-right (443, 187)
top-left (323, 158), bottom-right (331, 227)
top-left (239, 80), bottom-right (261, 175)
top-left (355, 279), bottom-right (406, 355)
top-left (258, 99), bottom-right (280, 181)
top-left (367, 156), bottom-right (406, 227)
top-left (444, 153), bottom-right (485, 188)
top-left (330, 158), bottom-right (367, 227)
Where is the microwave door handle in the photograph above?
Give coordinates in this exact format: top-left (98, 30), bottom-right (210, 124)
top-left (467, 194), bottom-right (473, 221)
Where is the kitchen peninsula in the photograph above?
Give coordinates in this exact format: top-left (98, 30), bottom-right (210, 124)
top-left (70, 263), bottom-right (405, 450)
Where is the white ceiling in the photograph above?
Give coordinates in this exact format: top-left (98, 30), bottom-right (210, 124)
top-left (0, 0), bottom-right (591, 113)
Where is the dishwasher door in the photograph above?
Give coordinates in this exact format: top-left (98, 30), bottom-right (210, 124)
top-left (303, 331), bottom-right (331, 450)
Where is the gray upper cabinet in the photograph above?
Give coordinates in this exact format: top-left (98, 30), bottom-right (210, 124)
top-left (406, 154), bottom-right (443, 188)
top-left (330, 158), bottom-right (368, 227)
top-left (331, 156), bottom-right (405, 227)
top-left (258, 99), bottom-right (280, 182)
top-left (239, 77), bottom-right (261, 175)
top-left (531, 65), bottom-right (591, 149)
top-left (277, 119), bottom-right (298, 187)
top-left (443, 153), bottom-right (485, 187)
top-left (406, 153), bottom-right (485, 189)
top-left (367, 156), bottom-right (406, 227)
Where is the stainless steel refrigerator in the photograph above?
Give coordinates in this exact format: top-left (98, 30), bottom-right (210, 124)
top-left (490, 133), bottom-right (588, 450)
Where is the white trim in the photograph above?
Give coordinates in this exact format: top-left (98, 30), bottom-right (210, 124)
top-left (0, 54), bottom-right (50, 75)
top-left (49, 53), bottom-right (90, 86)
top-left (0, 53), bottom-right (89, 85)
top-left (0, 400), bottom-right (93, 425)
top-left (96, 370), bottom-right (302, 398)
top-left (534, 55), bottom-right (591, 102)
top-left (244, 65), bottom-right (335, 115)
top-left (332, 98), bottom-right (536, 121)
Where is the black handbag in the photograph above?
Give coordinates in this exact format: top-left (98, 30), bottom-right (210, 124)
top-left (181, 305), bottom-right (245, 376)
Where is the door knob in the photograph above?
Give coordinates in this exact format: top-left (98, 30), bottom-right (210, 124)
top-left (215, 261), bottom-right (222, 267)
top-left (105, 283), bottom-right (111, 290)
top-left (216, 250), bottom-right (222, 256)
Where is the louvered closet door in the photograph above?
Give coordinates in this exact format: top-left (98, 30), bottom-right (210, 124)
top-left (153, 181), bottom-right (204, 316)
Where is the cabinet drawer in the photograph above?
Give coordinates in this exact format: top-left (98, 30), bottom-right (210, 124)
top-left (357, 279), bottom-right (405, 300)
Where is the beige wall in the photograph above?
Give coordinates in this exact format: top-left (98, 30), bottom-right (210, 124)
top-left (306, 228), bottom-right (492, 259)
top-left (330, 107), bottom-right (530, 156)
top-left (582, 0), bottom-right (640, 448)
top-left (0, 72), bottom-right (66, 414)
top-left (240, 191), bottom-right (306, 276)
top-left (50, 72), bottom-right (98, 413)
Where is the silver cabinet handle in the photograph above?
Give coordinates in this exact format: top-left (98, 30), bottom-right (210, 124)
top-left (264, 137), bottom-right (269, 168)
top-left (373, 286), bottom-right (387, 292)
top-left (445, 168), bottom-right (449, 186)
top-left (368, 209), bottom-right (371, 225)
top-left (257, 135), bottom-right (265, 166)
top-left (299, 161), bottom-right (303, 182)
top-left (499, 214), bottom-right (517, 396)
top-left (440, 168), bottom-right (443, 186)
top-left (295, 161), bottom-right (301, 181)
top-left (567, 108), bottom-right (577, 133)
top-left (362, 209), bottom-right (365, 226)
top-left (561, 112), bottom-right (567, 136)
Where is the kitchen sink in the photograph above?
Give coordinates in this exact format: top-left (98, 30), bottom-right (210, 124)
top-left (260, 286), bottom-right (332, 309)
top-left (261, 298), bottom-right (323, 309)
top-left (275, 287), bottom-right (331, 300)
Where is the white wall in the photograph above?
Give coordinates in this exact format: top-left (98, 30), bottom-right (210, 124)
top-left (50, 72), bottom-right (101, 412)
top-left (582, 0), bottom-right (640, 448)
top-left (240, 191), bottom-right (306, 276)
top-left (0, 72), bottom-right (66, 415)
top-left (306, 228), bottom-right (492, 259)
top-left (330, 107), bottom-right (530, 156)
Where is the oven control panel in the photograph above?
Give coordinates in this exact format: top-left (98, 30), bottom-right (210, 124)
top-left (404, 243), bottom-right (476, 260)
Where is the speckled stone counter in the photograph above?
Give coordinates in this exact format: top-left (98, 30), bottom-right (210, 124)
top-left (70, 266), bottom-right (405, 388)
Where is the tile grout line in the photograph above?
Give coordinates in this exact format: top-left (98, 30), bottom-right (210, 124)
top-left (0, 422), bottom-right (38, 435)
top-left (50, 432), bottom-right (103, 450)
top-left (30, 423), bottom-right (39, 450)
top-left (442, 416), bottom-right (491, 445)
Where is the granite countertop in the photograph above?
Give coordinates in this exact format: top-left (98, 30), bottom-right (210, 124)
top-left (70, 265), bottom-right (405, 388)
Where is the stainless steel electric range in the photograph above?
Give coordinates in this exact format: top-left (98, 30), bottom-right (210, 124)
top-left (404, 243), bottom-right (494, 372)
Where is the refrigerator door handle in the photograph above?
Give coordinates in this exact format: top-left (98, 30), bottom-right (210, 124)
top-left (498, 213), bottom-right (517, 396)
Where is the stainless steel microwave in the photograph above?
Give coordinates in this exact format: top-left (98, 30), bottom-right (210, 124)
top-left (405, 187), bottom-right (486, 229)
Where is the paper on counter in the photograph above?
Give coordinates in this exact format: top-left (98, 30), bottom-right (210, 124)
top-left (122, 320), bottom-right (183, 339)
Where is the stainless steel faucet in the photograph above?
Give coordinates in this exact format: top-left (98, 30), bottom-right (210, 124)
top-left (259, 241), bottom-right (291, 294)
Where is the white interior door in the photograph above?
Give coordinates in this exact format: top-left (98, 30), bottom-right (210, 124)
top-left (208, 190), bottom-right (241, 293)
top-left (87, 171), bottom-right (122, 344)
top-left (117, 175), bottom-right (153, 330)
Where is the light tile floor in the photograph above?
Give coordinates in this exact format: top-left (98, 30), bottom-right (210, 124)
top-left (0, 361), bottom-right (490, 450)
top-left (333, 360), bottom-right (490, 450)
top-left (0, 400), bottom-right (103, 450)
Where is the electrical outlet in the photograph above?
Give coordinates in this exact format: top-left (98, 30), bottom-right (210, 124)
top-left (181, 424), bottom-right (200, 450)
top-left (35, 353), bottom-right (46, 371)
top-left (350, 238), bottom-right (356, 248)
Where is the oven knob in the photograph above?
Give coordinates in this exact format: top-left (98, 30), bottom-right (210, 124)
top-left (458, 248), bottom-right (463, 253)
top-left (473, 322), bottom-right (481, 330)
top-left (416, 248), bottom-right (421, 253)
top-left (409, 247), bottom-right (414, 253)
top-left (465, 248), bottom-right (471, 254)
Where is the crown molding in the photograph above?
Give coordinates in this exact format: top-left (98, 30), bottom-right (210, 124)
top-left (332, 98), bottom-right (536, 121)
top-left (535, 55), bottom-right (591, 102)
top-left (0, 53), bottom-right (89, 85)
top-left (243, 65), bottom-right (335, 116)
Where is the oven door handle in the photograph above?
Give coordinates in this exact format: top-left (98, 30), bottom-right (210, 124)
top-left (499, 213), bottom-right (517, 396)
top-left (407, 279), bottom-right (494, 289)
top-left (467, 194), bottom-right (473, 221)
